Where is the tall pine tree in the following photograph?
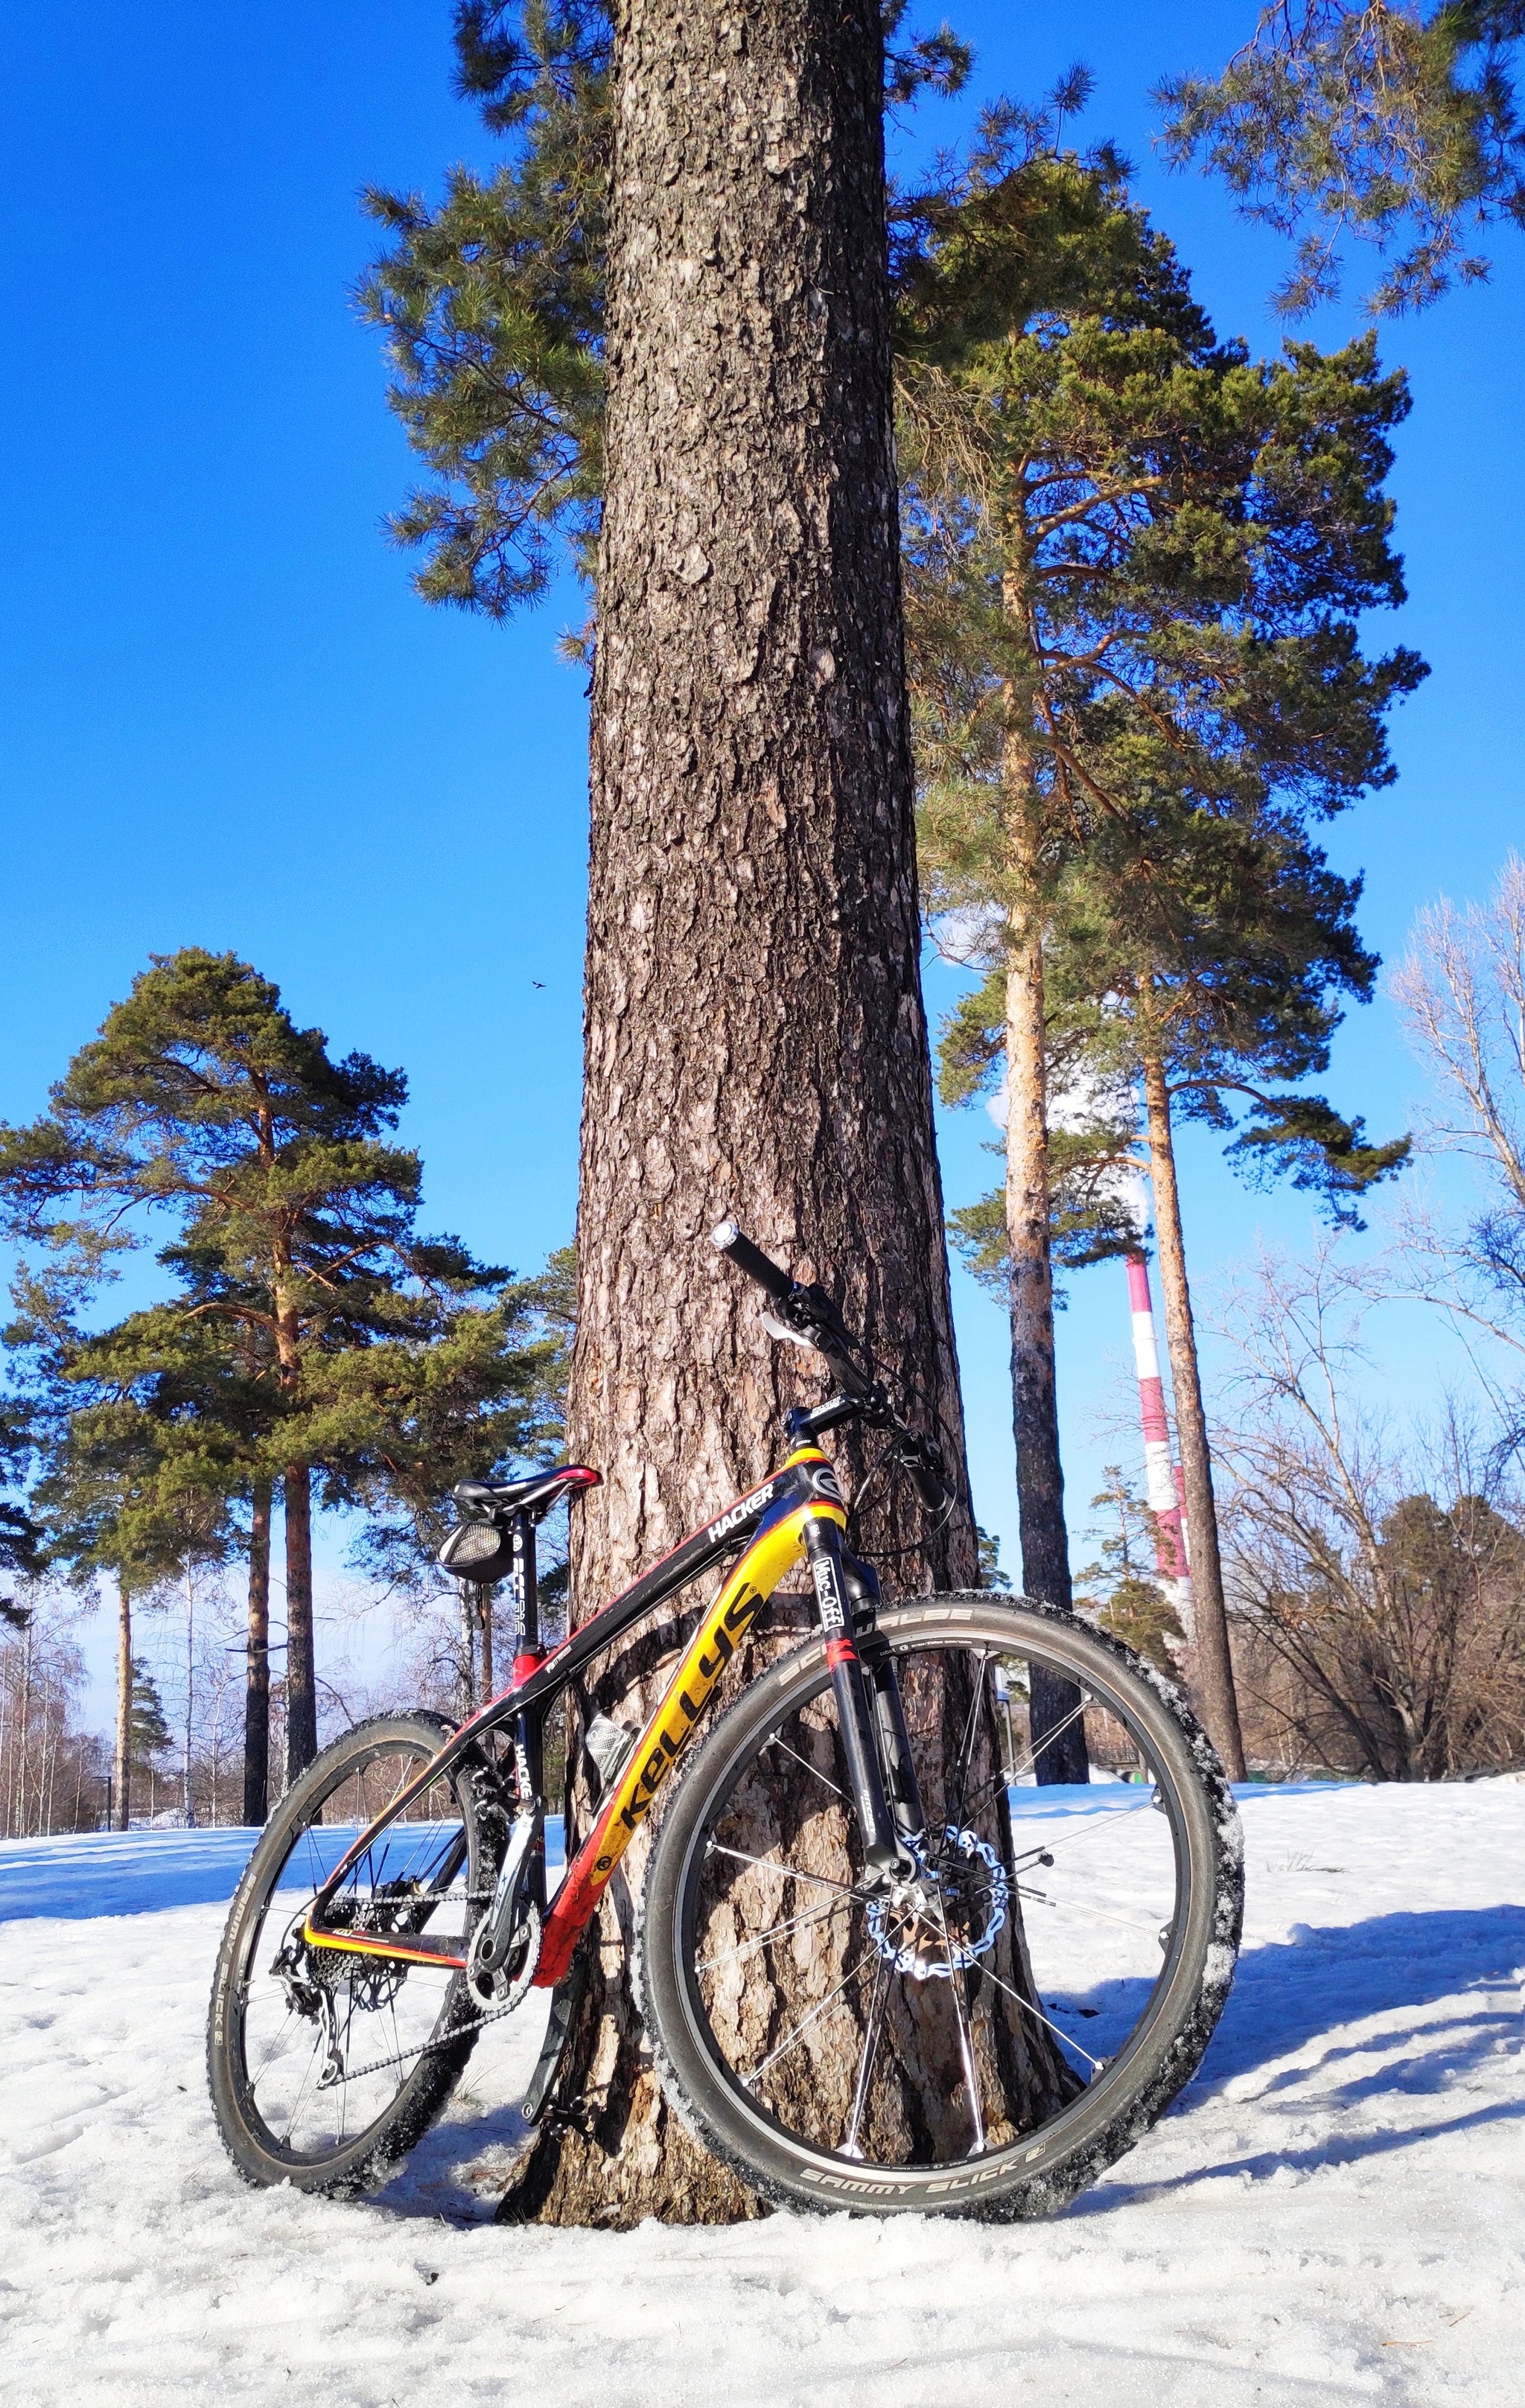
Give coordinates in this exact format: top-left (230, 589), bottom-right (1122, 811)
top-left (898, 136), bottom-right (1422, 1773)
top-left (1162, 2), bottom-right (1525, 316)
top-left (364, 4), bottom-right (987, 2226)
top-left (0, 949), bottom-right (501, 1788)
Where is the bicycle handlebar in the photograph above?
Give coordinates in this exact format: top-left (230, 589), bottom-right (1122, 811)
top-left (709, 1220), bottom-right (795, 1305)
top-left (708, 1219), bottom-right (952, 1512)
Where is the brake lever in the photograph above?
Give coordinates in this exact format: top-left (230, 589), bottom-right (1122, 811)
top-left (760, 1310), bottom-right (816, 1351)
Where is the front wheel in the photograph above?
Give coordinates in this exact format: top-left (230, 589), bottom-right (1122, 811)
top-left (639, 1595), bottom-right (1242, 2217)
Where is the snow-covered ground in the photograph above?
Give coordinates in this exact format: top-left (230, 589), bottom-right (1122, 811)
top-left (1, 1783), bottom-right (1521, 2407)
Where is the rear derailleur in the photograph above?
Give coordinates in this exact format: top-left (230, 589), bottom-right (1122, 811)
top-left (270, 1935), bottom-right (348, 2090)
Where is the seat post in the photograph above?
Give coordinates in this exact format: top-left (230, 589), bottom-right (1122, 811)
top-left (509, 1510), bottom-right (540, 1660)
top-left (508, 1512), bottom-right (532, 1647)
top-left (509, 1512), bottom-right (548, 1883)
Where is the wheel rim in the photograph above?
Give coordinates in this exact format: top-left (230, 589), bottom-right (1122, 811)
top-left (227, 1736), bottom-right (480, 2170)
top-left (670, 1617), bottom-right (1209, 2187)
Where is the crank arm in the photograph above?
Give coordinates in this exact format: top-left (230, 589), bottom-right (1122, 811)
top-left (471, 1806), bottom-right (541, 1978)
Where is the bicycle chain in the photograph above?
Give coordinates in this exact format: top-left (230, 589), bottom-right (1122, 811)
top-left (325, 1987), bottom-right (528, 2088)
top-left (305, 1882), bottom-right (523, 2089)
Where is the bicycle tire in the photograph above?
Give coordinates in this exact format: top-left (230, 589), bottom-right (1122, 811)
top-left (207, 1711), bottom-right (492, 2197)
top-left (637, 1594), bottom-right (1242, 2218)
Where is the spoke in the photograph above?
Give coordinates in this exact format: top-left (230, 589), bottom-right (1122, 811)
top-left (1002, 1694), bottom-right (1092, 1791)
top-left (281, 2028), bottom-right (325, 2147)
top-left (705, 1841), bottom-right (867, 1904)
top-left (1016, 1884), bottom-right (1176, 1943)
top-left (1007, 1801), bottom-right (1164, 1873)
top-left (386, 1993), bottom-right (406, 2097)
top-left (976, 1956), bottom-right (1104, 2074)
top-left (742, 1952), bottom-right (878, 2090)
top-left (841, 1953), bottom-right (891, 2160)
top-left (246, 1996), bottom-right (300, 2094)
top-left (742, 1905), bottom-right (914, 2092)
top-left (958, 1696), bottom-right (1098, 1819)
top-left (929, 1879), bottom-right (986, 2156)
top-left (949, 1651), bottom-right (991, 1833)
top-left (695, 1891), bottom-right (854, 1974)
top-left (765, 1730), bottom-right (844, 1800)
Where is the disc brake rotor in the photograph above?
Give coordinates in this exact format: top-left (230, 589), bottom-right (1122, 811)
top-left (866, 1823), bottom-right (1009, 1981)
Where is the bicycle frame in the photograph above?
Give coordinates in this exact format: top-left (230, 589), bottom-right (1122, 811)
top-left (299, 1444), bottom-right (850, 1991)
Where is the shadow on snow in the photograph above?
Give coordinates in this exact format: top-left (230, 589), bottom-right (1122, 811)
top-left (1070, 1904), bottom-right (1525, 2212)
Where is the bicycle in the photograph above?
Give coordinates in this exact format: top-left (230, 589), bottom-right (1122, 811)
top-left (207, 1222), bottom-right (1243, 2217)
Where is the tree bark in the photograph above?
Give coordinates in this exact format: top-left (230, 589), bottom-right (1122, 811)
top-left (115, 1579), bottom-right (132, 1832)
top-left (243, 1475), bottom-right (272, 1826)
top-left (1142, 1048), bottom-right (1247, 1780)
top-left (499, 0), bottom-right (978, 2229)
top-left (283, 1465), bottom-right (317, 1783)
top-left (1002, 735), bottom-right (1089, 1783)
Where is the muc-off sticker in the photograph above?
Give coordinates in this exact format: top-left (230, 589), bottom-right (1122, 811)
top-left (810, 1549), bottom-right (847, 1633)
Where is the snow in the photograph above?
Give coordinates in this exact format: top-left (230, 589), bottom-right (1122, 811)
top-left (0, 1783), bottom-right (1521, 2407)
top-left (0, 1821), bottom-right (567, 1924)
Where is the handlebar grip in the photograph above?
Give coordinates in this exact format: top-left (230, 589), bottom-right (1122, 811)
top-left (709, 1219), bottom-right (795, 1305)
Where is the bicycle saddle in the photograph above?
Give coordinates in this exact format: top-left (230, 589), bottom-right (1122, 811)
top-left (451, 1465), bottom-right (601, 1522)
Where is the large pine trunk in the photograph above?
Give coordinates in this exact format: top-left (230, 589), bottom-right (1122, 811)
top-left (498, 0), bottom-right (978, 2229)
top-left (243, 1476), bottom-right (272, 1826)
top-left (1141, 1049), bottom-right (1246, 1780)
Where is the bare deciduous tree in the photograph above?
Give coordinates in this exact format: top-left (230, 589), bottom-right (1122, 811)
top-left (1213, 1243), bottom-right (1525, 1779)
top-left (1392, 856), bottom-right (1525, 1421)
top-left (0, 1588), bottom-right (106, 1834)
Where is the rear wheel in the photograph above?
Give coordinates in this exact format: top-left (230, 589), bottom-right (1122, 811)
top-left (639, 1595), bottom-right (1242, 2217)
top-left (207, 1713), bottom-right (501, 2195)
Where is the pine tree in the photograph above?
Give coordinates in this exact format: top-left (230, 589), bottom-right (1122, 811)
top-left (356, 3), bottom-right (967, 617)
top-left (53, 1296), bottom-right (278, 1818)
top-left (128, 1657), bottom-right (172, 1787)
top-left (948, 808), bottom-right (1414, 1768)
top-left (0, 1399), bottom-right (42, 1602)
top-left (5, 1270), bottom-right (231, 1834)
top-left (1073, 1467), bottom-right (1183, 1673)
top-left (1161, 4), bottom-right (1525, 316)
top-left (899, 137), bottom-right (1421, 1776)
top-left (0, 949), bottom-right (500, 1787)
top-left (364, 4), bottom-right (991, 2227)
top-left (325, 1250), bottom-right (574, 1707)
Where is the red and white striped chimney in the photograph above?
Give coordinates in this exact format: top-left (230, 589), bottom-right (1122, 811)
top-left (1125, 1252), bottom-right (1194, 1637)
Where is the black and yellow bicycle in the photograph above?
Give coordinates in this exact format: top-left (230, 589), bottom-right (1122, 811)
top-left (208, 1223), bottom-right (1243, 2217)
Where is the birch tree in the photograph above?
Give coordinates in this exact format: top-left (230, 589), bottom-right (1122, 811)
top-left (1392, 853), bottom-right (1525, 1458)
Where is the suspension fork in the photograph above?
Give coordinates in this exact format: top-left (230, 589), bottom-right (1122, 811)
top-left (800, 1515), bottom-right (910, 1876)
top-left (841, 1549), bottom-right (927, 1841)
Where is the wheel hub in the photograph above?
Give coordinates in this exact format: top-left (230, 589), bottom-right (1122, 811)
top-left (866, 1824), bottom-right (1009, 1980)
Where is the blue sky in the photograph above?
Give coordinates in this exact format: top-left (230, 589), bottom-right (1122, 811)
top-left (4, 4), bottom-right (1523, 1717)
